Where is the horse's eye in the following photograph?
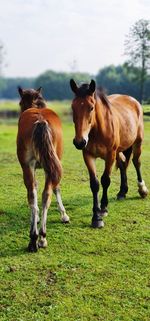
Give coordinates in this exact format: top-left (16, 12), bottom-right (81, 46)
top-left (90, 106), bottom-right (94, 112)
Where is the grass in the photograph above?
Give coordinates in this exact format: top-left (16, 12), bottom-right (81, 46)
top-left (0, 100), bottom-right (19, 111)
top-left (0, 102), bottom-right (150, 321)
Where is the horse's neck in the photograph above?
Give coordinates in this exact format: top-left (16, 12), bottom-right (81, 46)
top-left (94, 97), bottom-right (113, 139)
top-left (95, 98), bottom-right (106, 133)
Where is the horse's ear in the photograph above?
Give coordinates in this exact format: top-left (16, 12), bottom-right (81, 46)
top-left (37, 87), bottom-right (42, 93)
top-left (89, 79), bottom-right (96, 94)
top-left (18, 86), bottom-right (23, 97)
top-left (70, 79), bottom-right (78, 94)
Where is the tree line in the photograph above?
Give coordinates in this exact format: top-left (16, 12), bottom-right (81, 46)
top-left (0, 64), bottom-right (150, 102)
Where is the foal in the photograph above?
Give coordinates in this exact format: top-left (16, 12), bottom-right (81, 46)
top-left (17, 87), bottom-right (69, 251)
top-left (70, 79), bottom-right (148, 228)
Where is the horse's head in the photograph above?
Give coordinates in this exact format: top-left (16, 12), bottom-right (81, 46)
top-left (70, 79), bottom-right (96, 150)
top-left (18, 87), bottom-right (45, 112)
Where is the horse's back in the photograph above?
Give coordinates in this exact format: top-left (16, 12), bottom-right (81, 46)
top-left (108, 94), bottom-right (143, 119)
top-left (108, 94), bottom-right (144, 150)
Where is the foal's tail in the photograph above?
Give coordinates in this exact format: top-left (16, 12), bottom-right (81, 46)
top-left (32, 120), bottom-right (62, 186)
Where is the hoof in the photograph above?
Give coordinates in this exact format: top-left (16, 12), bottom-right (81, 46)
top-left (38, 238), bottom-right (48, 248)
top-left (91, 219), bottom-right (104, 228)
top-left (138, 181), bottom-right (148, 198)
top-left (61, 213), bottom-right (70, 224)
top-left (100, 208), bottom-right (108, 217)
top-left (139, 190), bottom-right (148, 198)
top-left (117, 194), bottom-right (126, 200)
top-left (28, 241), bottom-right (38, 252)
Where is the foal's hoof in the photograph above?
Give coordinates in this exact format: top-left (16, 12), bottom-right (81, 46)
top-left (38, 238), bottom-right (48, 248)
top-left (28, 241), bottom-right (38, 253)
top-left (91, 219), bottom-right (104, 228)
top-left (100, 208), bottom-right (108, 217)
top-left (61, 213), bottom-right (70, 224)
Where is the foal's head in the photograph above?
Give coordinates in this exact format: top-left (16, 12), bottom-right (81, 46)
top-left (70, 79), bottom-right (96, 150)
top-left (18, 87), bottom-right (46, 112)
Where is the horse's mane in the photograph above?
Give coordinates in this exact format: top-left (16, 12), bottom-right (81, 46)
top-left (96, 88), bottom-right (110, 108)
top-left (76, 83), bottom-right (110, 108)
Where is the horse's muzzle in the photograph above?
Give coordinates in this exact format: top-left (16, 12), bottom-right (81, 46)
top-left (73, 138), bottom-right (87, 150)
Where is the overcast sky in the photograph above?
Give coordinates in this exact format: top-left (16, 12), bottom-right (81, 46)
top-left (0, 0), bottom-right (149, 77)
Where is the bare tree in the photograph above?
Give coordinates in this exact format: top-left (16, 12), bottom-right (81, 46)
top-left (124, 19), bottom-right (150, 103)
top-left (0, 40), bottom-right (6, 76)
top-left (69, 59), bottom-right (78, 73)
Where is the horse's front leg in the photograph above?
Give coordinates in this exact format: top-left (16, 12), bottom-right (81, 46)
top-left (83, 151), bottom-right (104, 228)
top-left (100, 151), bottom-right (116, 216)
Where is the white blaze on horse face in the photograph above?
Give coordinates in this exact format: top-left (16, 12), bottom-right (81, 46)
top-left (74, 121), bottom-right (90, 145)
top-left (83, 131), bottom-right (89, 146)
top-left (72, 97), bottom-right (95, 146)
top-left (81, 114), bottom-right (93, 145)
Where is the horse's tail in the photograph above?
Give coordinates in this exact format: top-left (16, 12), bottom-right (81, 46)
top-left (32, 120), bottom-right (62, 186)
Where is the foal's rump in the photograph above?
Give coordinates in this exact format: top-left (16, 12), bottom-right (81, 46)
top-left (17, 107), bottom-right (62, 186)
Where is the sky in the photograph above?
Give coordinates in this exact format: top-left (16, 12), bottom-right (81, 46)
top-left (0, 0), bottom-right (150, 77)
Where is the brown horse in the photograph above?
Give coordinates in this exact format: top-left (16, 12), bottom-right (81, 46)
top-left (17, 87), bottom-right (69, 252)
top-left (70, 79), bottom-right (148, 228)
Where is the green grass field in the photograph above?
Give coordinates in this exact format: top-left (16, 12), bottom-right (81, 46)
top-left (0, 101), bottom-right (150, 321)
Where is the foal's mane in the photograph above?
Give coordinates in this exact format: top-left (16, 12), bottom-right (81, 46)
top-left (76, 83), bottom-right (110, 108)
top-left (19, 88), bottom-right (47, 112)
top-left (33, 96), bottom-right (46, 108)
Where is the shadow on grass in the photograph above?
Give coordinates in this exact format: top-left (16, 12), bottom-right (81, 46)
top-left (125, 195), bottom-right (144, 201)
top-left (0, 191), bottom-right (146, 258)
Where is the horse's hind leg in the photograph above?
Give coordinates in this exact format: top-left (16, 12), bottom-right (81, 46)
top-left (38, 176), bottom-right (52, 248)
top-left (132, 142), bottom-right (148, 198)
top-left (117, 147), bottom-right (132, 200)
top-left (23, 165), bottom-right (39, 252)
top-left (53, 186), bottom-right (70, 223)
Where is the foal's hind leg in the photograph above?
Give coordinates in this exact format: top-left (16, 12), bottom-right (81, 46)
top-left (23, 165), bottom-right (39, 252)
top-left (132, 143), bottom-right (148, 198)
top-left (38, 176), bottom-right (52, 248)
top-left (53, 186), bottom-right (70, 223)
